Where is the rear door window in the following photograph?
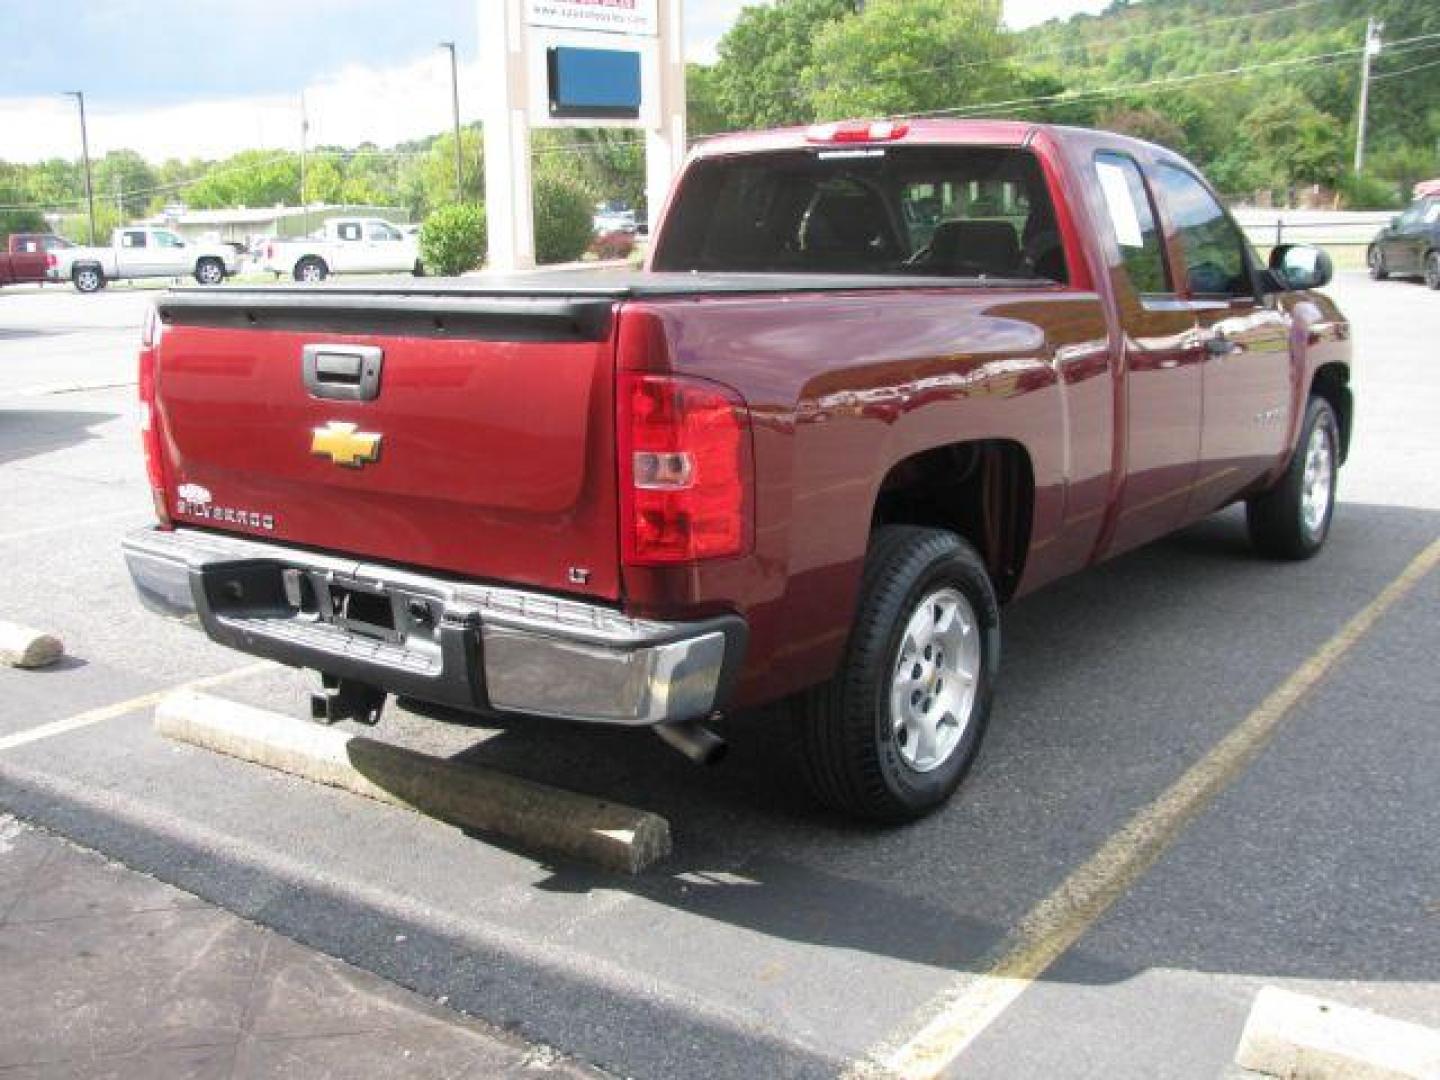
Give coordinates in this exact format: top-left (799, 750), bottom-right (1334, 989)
top-left (1093, 151), bottom-right (1169, 295)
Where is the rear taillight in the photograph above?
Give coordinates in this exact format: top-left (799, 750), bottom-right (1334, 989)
top-left (265, 243), bottom-right (274, 260)
top-left (618, 372), bottom-right (752, 565)
top-left (45, 253), bottom-right (56, 269)
top-left (138, 306), bottom-right (171, 527)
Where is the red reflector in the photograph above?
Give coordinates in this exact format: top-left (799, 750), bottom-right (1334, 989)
top-left (806, 120), bottom-right (910, 144)
top-left (619, 373), bottom-right (752, 565)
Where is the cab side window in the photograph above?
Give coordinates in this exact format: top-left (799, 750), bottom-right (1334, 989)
top-left (338, 223), bottom-right (362, 242)
top-left (122, 231), bottom-right (147, 249)
top-left (1093, 151), bottom-right (1170, 296)
top-left (1153, 164), bottom-right (1251, 297)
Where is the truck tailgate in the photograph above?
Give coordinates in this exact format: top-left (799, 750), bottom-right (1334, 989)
top-left (152, 291), bottom-right (621, 600)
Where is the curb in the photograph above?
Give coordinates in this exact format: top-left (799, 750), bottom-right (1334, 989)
top-left (153, 690), bottom-right (671, 875)
top-left (0, 621), bottom-right (64, 669)
top-left (1236, 986), bottom-right (1440, 1080)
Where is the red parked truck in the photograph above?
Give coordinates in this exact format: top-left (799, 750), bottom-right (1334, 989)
top-left (123, 121), bottom-right (1352, 821)
top-left (1, 233), bottom-right (69, 287)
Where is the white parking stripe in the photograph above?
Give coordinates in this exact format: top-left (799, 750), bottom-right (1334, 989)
top-left (0, 662), bottom-right (274, 753)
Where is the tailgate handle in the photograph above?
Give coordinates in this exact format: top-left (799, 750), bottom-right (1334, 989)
top-left (303, 344), bottom-right (383, 401)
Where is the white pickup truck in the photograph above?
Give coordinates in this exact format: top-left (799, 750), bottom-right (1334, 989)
top-left (261, 217), bottom-right (421, 282)
top-left (55, 227), bottom-right (241, 293)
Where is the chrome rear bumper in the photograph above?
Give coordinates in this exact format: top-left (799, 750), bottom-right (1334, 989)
top-left (122, 527), bottom-right (744, 726)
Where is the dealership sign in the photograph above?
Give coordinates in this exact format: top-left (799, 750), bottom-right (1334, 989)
top-left (525, 0), bottom-right (658, 36)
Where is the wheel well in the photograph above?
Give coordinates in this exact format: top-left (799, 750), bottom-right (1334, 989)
top-left (1310, 363), bottom-right (1353, 463)
top-left (872, 440), bottom-right (1034, 601)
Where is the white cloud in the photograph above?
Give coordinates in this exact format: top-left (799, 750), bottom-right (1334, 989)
top-left (0, 50), bottom-right (476, 164)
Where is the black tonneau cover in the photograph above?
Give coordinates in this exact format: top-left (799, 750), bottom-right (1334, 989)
top-left (157, 270), bottom-right (1055, 341)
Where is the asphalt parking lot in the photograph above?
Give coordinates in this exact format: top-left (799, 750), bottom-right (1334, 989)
top-left (2, 274), bottom-right (1437, 1079)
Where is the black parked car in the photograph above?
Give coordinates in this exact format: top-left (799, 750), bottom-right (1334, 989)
top-left (1368, 193), bottom-right (1440, 289)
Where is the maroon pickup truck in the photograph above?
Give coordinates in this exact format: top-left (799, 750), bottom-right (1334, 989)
top-left (1, 233), bottom-right (68, 287)
top-left (123, 120), bottom-right (1352, 821)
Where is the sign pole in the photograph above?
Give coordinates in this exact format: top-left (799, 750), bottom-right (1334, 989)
top-left (481, 0), bottom-right (536, 272)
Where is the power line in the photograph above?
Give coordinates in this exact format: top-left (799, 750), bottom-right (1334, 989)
top-left (889, 44), bottom-right (1366, 120)
top-left (1373, 54), bottom-right (1440, 81)
top-left (850, 0), bottom-right (1344, 88)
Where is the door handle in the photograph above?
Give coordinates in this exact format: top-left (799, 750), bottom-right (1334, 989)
top-left (303, 344), bottom-right (383, 401)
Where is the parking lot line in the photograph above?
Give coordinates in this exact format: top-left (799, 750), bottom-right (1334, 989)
top-left (859, 536), bottom-right (1440, 1080)
top-left (0, 662), bottom-right (274, 753)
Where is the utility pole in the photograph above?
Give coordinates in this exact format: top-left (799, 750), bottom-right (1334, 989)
top-left (300, 92), bottom-right (309, 235)
top-left (66, 91), bottom-right (96, 245)
top-left (1354, 16), bottom-right (1383, 175)
top-left (440, 41), bottom-right (464, 201)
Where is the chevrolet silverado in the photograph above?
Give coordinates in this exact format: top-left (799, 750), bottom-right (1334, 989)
top-left (55, 226), bottom-right (241, 293)
top-left (123, 120), bottom-right (1352, 822)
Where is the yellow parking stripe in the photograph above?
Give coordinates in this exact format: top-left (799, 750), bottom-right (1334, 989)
top-left (0, 662), bottom-right (274, 752)
top-left (858, 537), bottom-right (1440, 1080)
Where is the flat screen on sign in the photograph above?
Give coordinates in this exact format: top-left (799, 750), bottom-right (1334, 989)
top-left (547, 46), bottom-right (642, 119)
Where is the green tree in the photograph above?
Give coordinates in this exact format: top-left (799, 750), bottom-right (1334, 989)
top-left (711, 0), bottom-right (856, 129)
top-left (1095, 103), bottom-right (1183, 148)
top-left (1243, 88), bottom-right (1346, 194)
top-left (805, 0), bottom-right (1015, 120)
top-left (186, 150), bottom-right (300, 209)
top-left (93, 150), bottom-right (156, 218)
top-left (22, 159), bottom-right (82, 208)
top-left (302, 158), bottom-right (345, 204)
top-left (402, 128), bottom-right (483, 217)
top-left (686, 63), bottom-right (727, 137)
top-left (0, 164), bottom-right (46, 234)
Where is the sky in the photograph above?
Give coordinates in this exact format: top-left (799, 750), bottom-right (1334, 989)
top-left (0, 0), bottom-right (1113, 164)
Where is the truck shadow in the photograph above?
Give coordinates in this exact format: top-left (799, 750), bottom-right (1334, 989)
top-left (422, 500), bottom-right (1440, 991)
top-left (0, 409), bottom-right (117, 467)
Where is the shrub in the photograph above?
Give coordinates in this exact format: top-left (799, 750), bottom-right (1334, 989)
top-left (533, 174), bottom-right (593, 264)
top-left (588, 230), bottom-right (636, 260)
top-left (420, 202), bottom-right (487, 276)
top-left (1335, 171), bottom-right (1402, 211)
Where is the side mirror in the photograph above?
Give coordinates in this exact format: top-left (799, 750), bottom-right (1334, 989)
top-left (1269, 244), bottom-right (1332, 291)
top-left (1390, 215), bottom-right (1401, 229)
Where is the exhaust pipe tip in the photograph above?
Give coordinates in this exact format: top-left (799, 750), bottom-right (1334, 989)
top-left (654, 718), bottom-right (728, 766)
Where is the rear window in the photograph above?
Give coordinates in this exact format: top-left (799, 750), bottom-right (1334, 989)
top-left (653, 146), bottom-right (1067, 282)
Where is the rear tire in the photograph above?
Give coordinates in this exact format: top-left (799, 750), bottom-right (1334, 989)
top-left (295, 257), bottom-right (328, 283)
top-left (72, 265), bottom-right (103, 293)
top-left (794, 526), bottom-right (1000, 823)
top-left (412, 259), bottom-right (425, 277)
top-left (1367, 246), bottom-right (1388, 281)
top-left (1247, 396), bottom-right (1339, 560)
top-left (1425, 251), bottom-right (1440, 291)
top-left (194, 257), bottom-right (226, 286)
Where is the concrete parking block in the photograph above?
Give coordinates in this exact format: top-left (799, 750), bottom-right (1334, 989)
top-left (153, 690), bottom-right (671, 875)
top-left (1235, 986), bottom-right (1440, 1080)
top-left (0, 621), bottom-right (63, 669)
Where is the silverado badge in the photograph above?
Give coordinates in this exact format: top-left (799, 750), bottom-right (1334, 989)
top-left (311, 421), bottom-right (382, 468)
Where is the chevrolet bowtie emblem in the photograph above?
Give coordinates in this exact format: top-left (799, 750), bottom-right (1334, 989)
top-left (311, 421), bottom-right (382, 468)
